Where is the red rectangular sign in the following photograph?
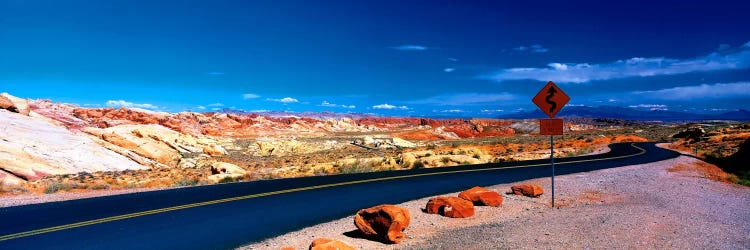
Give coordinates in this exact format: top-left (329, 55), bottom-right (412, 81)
top-left (539, 118), bottom-right (564, 135)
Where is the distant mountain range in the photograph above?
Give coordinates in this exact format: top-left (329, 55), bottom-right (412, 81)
top-left (501, 106), bottom-right (750, 121)
top-left (212, 106), bottom-right (750, 121)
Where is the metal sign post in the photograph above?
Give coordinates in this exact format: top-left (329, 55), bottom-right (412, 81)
top-left (532, 81), bottom-right (569, 208)
top-left (550, 135), bottom-right (555, 208)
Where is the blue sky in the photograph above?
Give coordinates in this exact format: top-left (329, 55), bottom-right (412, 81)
top-left (1, 0), bottom-right (749, 117)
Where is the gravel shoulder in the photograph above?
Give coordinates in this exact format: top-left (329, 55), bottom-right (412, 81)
top-left (0, 187), bottom-right (168, 208)
top-left (242, 144), bottom-right (750, 249)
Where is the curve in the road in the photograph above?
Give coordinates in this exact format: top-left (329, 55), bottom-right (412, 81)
top-left (0, 142), bottom-right (680, 249)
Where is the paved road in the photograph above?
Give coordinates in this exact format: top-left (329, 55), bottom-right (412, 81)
top-left (0, 142), bottom-right (679, 249)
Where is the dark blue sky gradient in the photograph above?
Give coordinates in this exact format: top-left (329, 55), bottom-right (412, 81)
top-left (1, 0), bottom-right (749, 116)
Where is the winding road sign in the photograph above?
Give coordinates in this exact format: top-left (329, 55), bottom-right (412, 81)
top-left (532, 81), bottom-right (569, 118)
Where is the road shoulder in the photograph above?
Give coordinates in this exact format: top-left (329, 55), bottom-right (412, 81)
top-left (242, 151), bottom-right (750, 249)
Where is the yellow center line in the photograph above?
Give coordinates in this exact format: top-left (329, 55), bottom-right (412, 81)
top-left (0, 143), bottom-right (646, 242)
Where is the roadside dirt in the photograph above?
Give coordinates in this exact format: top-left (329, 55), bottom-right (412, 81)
top-left (242, 145), bottom-right (750, 250)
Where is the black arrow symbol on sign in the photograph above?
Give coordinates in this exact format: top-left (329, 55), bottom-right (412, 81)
top-left (545, 86), bottom-right (557, 113)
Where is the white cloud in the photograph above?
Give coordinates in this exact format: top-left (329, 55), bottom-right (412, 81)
top-left (634, 82), bottom-right (750, 100)
top-left (207, 103), bottom-right (224, 107)
top-left (105, 100), bottom-right (158, 110)
top-left (628, 104), bottom-right (667, 108)
top-left (489, 43), bottom-right (750, 83)
top-left (628, 104), bottom-right (669, 111)
top-left (266, 97), bottom-right (299, 103)
top-left (444, 68), bottom-right (455, 72)
top-left (320, 101), bottom-right (336, 107)
top-left (243, 93), bottom-right (260, 99)
top-left (481, 109), bottom-right (505, 113)
top-left (391, 45), bottom-right (428, 51)
top-left (514, 44), bottom-right (548, 53)
top-left (372, 103), bottom-right (409, 110)
top-left (319, 101), bottom-right (356, 109)
top-left (281, 97), bottom-right (298, 103)
top-left (437, 109), bottom-right (465, 113)
top-left (196, 105), bottom-right (206, 110)
top-left (448, 58), bottom-right (459, 61)
top-left (411, 93), bottom-right (516, 105)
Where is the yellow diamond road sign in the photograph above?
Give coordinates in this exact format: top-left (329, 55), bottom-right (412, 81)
top-left (532, 81), bottom-right (570, 118)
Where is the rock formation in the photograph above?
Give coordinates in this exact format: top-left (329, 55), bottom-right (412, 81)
top-left (353, 204), bottom-right (410, 243)
top-left (458, 186), bottom-right (503, 206)
top-left (511, 184), bottom-right (544, 197)
top-left (0, 93), bottom-right (30, 115)
top-left (0, 109), bottom-right (146, 184)
top-left (309, 238), bottom-right (356, 250)
top-left (425, 196), bottom-right (475, 218)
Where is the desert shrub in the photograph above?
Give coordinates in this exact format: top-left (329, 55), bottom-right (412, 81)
top-left (578, 147), bottom-right (593, 155)
top-left (425, 153), bottom-right (432, 157)
top-left (0, 185), bottom-right (29, 194)
top-left (738, 176), bottom-right (750, 186)
top-left (313, 167), bottom-right (328, 176)
top-left (400, 161), bottom-right (412, 168)
top-left (473, 153), bottom-right (481, 159)
top-left (339, 161), bottom-right (374, 174)
top-left (174, 179), bottom-right (199, 187)
top-left (44, 183), bottom-right (73, 194)
top-left (368, 160), bottom-right (381, 169)
top-left (412, 161), bottom-right (425, 169)
top-left (90, 183), bottom-right (110, 190)
top-left (440, 157), bottom-right (451, 164)
top-left (218, 176), bottom-right (236, 184)
top-left (426, 144), bottom-right (437, 150)
top-left (461, 161), bottom-right (471, 165)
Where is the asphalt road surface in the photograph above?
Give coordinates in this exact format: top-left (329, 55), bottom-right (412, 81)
top-left (0, 142), bottom-right (679, 249)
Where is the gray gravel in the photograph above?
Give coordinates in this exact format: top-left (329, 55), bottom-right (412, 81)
top-left (241, 147), bottom-right (750, 249)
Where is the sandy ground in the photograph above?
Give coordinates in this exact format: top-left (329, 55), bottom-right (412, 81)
top-left (0, 187), bottom-right (167, 208)
top-left (242, 145), bottom-right (750, 249)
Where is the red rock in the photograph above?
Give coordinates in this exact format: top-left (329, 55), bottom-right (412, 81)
top-left (355, 117), bottom-right (423, 128)
top-left (0, 93), bottom-right (30, 115)
top-left (458, 186), bottom-right (503, 207)
top-left (420, 118), bottom-right (442, 128)
top-left (0, 95), bottom-right (14, 111)
top-left (309, 238), bottom-right (355, 250)
top-left (469, 119), bottom-right (513, 127)
top-left (280, 247), bottom-right (296, 250)
top-left (393, 130), bottom-right (442, 140)
top-left (479, 127), bottom-right (516, 137)
top-left (511, 184), bottom-right (544, 197)
top-left (353, 204), bottom-right (410, 243)
top-left (443, 123), bottom-right (480, 138)
top-left (425, 196), bottom-right (474, 218)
